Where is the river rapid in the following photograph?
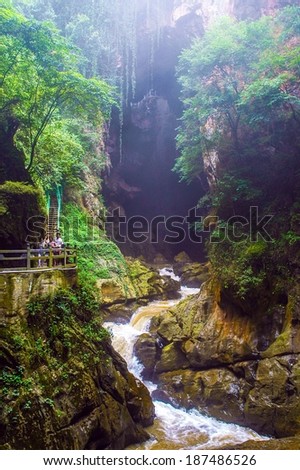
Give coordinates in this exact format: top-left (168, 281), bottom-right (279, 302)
top-left (104, 267), bottom-right (265, 450)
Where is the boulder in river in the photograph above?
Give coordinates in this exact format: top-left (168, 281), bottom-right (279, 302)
top-left (98, 258), bottom-right (181, 310)
top-left (173, 260), bottom-right (209, 288)
top-left (133, 333), bottom-right (158, 380)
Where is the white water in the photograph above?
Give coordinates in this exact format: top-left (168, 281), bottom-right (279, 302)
top-left (104, 268), bottom-right (264, 450)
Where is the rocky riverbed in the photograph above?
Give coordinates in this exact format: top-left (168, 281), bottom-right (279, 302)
top-left (135, 277), bottom-right (300, 439)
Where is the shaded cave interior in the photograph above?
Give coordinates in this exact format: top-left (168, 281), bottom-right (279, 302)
top-left (104, 11), bottom-right (207, 262)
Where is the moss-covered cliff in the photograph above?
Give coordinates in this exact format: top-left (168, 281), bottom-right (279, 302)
top-left (0, 131), bottom-right (45, 249)
top-left (137, 279), bottom-right (300, 438)
top-left (0, 278), bottom-right (154, 450)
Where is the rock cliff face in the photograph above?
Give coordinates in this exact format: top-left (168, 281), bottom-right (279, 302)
top-left (172, 0), bottom-right (300, 26)
top-left (105, 0), bottom-right (300, 261)
top-left (134, 0), bottom-right (300, 440)
top-left (0, 127), bottom-right (46, 249)
top-left (0, 272), bottom-right (154, 449)
top-left (0, 270), bottom-right (77, 321)
top-left (136, 280), bottom-right (300, 437)
top-left (98, 258), bottom-right (180, 312)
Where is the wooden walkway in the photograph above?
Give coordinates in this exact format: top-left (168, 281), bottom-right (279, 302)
top-left (0, 247), bottom-right (77, 273)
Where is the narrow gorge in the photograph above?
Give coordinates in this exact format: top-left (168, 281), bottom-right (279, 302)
top-left (1, 0), bottom-right (300, 452)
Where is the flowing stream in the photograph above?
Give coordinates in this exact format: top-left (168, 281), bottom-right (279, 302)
top-left (104, 267), bottom-right (264, 450)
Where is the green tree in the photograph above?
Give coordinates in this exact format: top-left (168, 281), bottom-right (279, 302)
top-left (175, 8), bottom-right (300, 308)
top-left (175, 15), bottom-right (275, 183)
top-left (175, 10), bottom-right (300, 185)
top-left (0, 1), bottom-right (115, 172)
top-left (16, 120), bottom-right (84, 191)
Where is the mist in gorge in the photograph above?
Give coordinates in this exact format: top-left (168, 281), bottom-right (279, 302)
top-left (1, 0), bottom-right (300, 452)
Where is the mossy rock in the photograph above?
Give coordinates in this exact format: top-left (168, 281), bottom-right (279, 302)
top-left (97, 258), bottom-right (180, 308)
top-left (133, 333), bottom-right (157, 380)
top-left (174, 262), bottom-right (209, 288)
top-left (0, 181), bottom-right (44, 249)
top-left (155, 343), bottom-right (189, 374)
top-left (261, 328), bottom-right (292, 358)
top-left (0, 286), bottom-right (154, 449)
top-left (174, 251), bottom-right (192, 264)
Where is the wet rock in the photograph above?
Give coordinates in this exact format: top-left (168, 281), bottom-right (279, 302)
top-left (155, 343), bottom-right (190, 374)
top-left (174, 251), bottom-right (192, 265)
top-left (126, 373), bottom-right (155, 427)
top-left (104, 304), bottom-right (134, 324)
top-left (0, 271), bottom-right (77, 322)
top-left (160, 277), bottom-right (181, 300)
top-left (244, 355), bottom-right (300, 437)
top-left (156, 311), bottom-right (183, 343)
top-left (97, 258), bottom-right (180, 312)
top-left (157, 368), bottom-right (247, 425)
top-left (151, 389), bottom-right (173, 405)
top-left (174, 262), bottom-right (209, 288)
top-left (148, 280), bottom-right (300, 437)
top-left (0, 288), bottom-right (154, 450)
top-left (97, 279), bottom-right (126, 305)
top-left (155, 354), bottom-right (300, 437)
top-left (134, 333), bottom-right (158, 380)
top-left (153, 253), bottom-right (168, 265)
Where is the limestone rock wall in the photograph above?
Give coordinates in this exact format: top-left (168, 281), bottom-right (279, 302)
top-left (0, 270), bottom-right (77, 323)
top-left (137, 281), bottom-right (300, 437)
top-left (0, 270), bottom-right (154, 449)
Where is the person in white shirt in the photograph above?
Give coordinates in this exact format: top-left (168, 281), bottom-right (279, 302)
top-left (55, 232), bottom-right (63, 247)
top-left (54, 232), bottom-right (63, 265)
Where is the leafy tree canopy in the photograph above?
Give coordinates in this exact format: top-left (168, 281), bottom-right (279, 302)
top-left (0, 0), bottom-right (116, 174)
top-left (175, 8), bottom-right (300, 184)
top-left (175, 7), bottom-right (300, 303)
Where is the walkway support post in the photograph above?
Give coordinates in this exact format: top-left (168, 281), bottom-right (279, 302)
top-left (49, 247), bottom-right (53, 268)
top-left (26, 245), bottom-right (31, 270)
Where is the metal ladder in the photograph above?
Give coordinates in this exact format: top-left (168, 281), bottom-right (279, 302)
top-left (47, 195), bottom-right (58, 239)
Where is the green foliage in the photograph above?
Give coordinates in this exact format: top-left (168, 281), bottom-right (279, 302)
top-left (26, 286), bottom-right (110, 358)
top-left (12, 335), bottom-right (25, 350)
top-left (1, 366), bottom-right (25, 388)
top-left (61, 203), bottom-right (127, 285)
top-left (175, 8), bottom-right (300, 308)
top-left (209, 239), bottom-right (269, 299)
top-left (82, 319), bottom-right (110, 344)
top-left (1, 283), bottom-right (112, 422)
top-left (276, 5), bottom-right (300, 40)
top-left (14, 0), bottom-right (166, 95)
top-left (27, 286), bottom-right (99, 322)
top-left (281, 230), bottom-right (300, 246)
top-left (13, 0), bottom-right (171, 160)
top-left (198, 173), bottom-right (262, 217)
top-left (175, 16), bottom-right (268, 181)
top-left (17, 120), bottom-right (85, 191)
top-left (0, 1), bottom-right (116, 173)
top-left (173, 127), bottom-right (204, 183)
top-left (0, 181), bottom-right (38, 196)
top-left (175, 9), bottom-right (300, 183)
top-left (0, 366), bottom-right (33, 403)
top-left (42, 397), bottom-right (54, 408)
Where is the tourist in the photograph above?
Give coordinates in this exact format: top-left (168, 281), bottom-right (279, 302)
top-left (54, 232), bottom-right (64, 265)
top-left (48, 236), bottom-right (58, 266)
top-left (55, 232), bottom-right (63, 248)
top-left (38, 238), bottom-right (48, 267)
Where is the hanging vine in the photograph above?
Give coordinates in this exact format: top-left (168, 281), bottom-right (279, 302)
top-left (14, 0), bottom-right (170, 161)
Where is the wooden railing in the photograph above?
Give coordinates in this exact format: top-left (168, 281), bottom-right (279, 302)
top-left (0, 247), bottom-right (77, 272)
